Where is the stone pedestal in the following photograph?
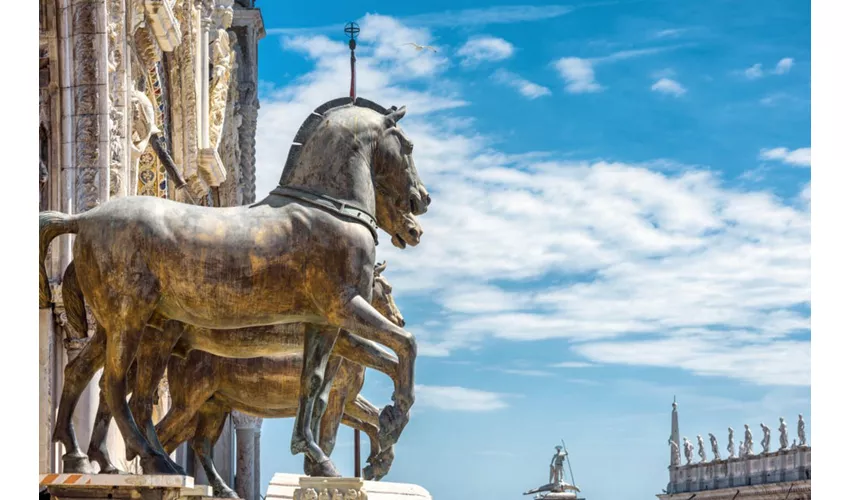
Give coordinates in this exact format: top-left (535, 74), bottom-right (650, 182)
top-left (40, 474), bottom-right (208, 500)
top-left (294, 477), bottom-right (367, 500)
top-left (266, 473), bottom-right (432, 500)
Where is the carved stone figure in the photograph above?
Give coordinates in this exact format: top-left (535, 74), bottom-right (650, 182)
top-left (738, 441), bottom-right (745, 458)
top-left (798, 414), bottom-right (806, 446)
top-left (683, 437), bottom-right (694, 465)
top-left (760, 423), bottom-right (771, 453)
top-left (708, 433), bottom-right (721, 461)
top-left (779, 417), bottom-right (789, 450)
top-left (550, 445), bottom-right (567, 484)
top-left (697, 435), bottom-right (706, 463)
top-left (208, 0), bottom-right (236, 153)
top-left (129, 88), bottom-right (161, 178)
top-left (727, 427), bottom-right (735, 458)
top-left (40, 99), bottom-right (431, 475)
top-left (669, 439), bottom-right (680, 467)
top-left (743, 425), bottom-right (754, 456)
top-left (791, 439), bottom-right (797, 449)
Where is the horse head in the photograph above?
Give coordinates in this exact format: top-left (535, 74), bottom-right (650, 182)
top-left (277, 98), bottom-right (430, 248)
top-left (371, 261), bottom-right (404, 327)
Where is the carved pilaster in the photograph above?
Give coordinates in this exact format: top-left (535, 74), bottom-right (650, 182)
top-left (108, 0), bottom-right (128, 198)
top-left (72, 0), bottom-right (109, 212)
top-left (233, 411), bottom-right (261, 500)
top-left (237, 95), bottom-right (257, 204)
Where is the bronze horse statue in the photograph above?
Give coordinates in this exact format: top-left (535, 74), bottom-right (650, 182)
top-left (39, 98), bottom-right (429, 476)
top-left (57, 262), bottom-right (403, 497)
top-left (51, 174), bottom-right (418, 475)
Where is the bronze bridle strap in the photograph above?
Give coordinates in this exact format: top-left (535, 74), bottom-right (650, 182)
top-left (270, 185), bottom-right (380, 245)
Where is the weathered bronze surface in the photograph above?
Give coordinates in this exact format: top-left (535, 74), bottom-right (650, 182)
top-left (40, 100), bottom-right (430, 476)
top-left (55, 263), bottom-right (402, 496)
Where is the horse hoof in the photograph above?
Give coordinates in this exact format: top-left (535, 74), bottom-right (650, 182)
top-left (378, 405), bottom-right (409, 449)
top-left (62, 452), bottom-right (93, 474)
top-left (98, 464), bottom-right (124, 475)
top-left (141, 453), bottom-right (184, 475)
top-left (313, 458), bottom-right (341, 478)
top-left (213, 485), bottom-right (240, 498)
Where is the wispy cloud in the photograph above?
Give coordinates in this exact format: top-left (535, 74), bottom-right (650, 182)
top-left (552, 361), bottom-right (597, 368)
top-left (415, 385), bottom-right (512, 411)
top-left (491, 69), bottom-right (551, 99)
top-left (773, 57), bottom-right (794, 75)
top-left (651, 28), bottom-right (691, 39)
top-left (266, 5), bottom-right (574, 35)
top-left (651, 77), bottom-right (686, 97)
top-left (744, 63), bottom-right (764, 80)
top-left (457, 36), bottom-right (515, 67)
top-left (759, 147), bottom-right (811, 167)
top-left (554, 57), bottom-right (602, 93)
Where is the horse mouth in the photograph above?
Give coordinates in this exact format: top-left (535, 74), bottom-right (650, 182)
top-left (392, 234), bottom-right (408, 249)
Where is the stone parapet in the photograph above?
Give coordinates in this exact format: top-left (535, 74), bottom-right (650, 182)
top-left (666, 446), bottom-right (810, 495)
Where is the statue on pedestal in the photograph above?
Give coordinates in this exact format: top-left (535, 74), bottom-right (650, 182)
top-left (738, 441), bottom-right (745, 458)
top-left (779, 417), bottom-right (789, 450)
top-left (743, 425), bottom-right (754, 456)
top-left (727, 427), bottom-right (735, 458)
top-left (708, 433), bottom-right (721, 461)
top-left (683, 437), bottom-right (694, 465)
top-left (523, 443), bottom-right (581, 499)
top-left (697, 435), bottom-right (707, 463)
top-left (798, 414), bottom-right (807, 446)
top-left (760, 423), bottom-right (770, 453)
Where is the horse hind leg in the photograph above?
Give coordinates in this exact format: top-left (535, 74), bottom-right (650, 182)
top-left (99, 296), bottom-right (181, 475)
top-left (192, 402), bottom-right (239, 498)
top-left (128, 322), bottom-right (186, 475)
top-left (51, 324), bottom-right (107, 474)
top-left (86, 382), bottom-right (122, 474)
top-left (303, 357), bottom-right (344, 476)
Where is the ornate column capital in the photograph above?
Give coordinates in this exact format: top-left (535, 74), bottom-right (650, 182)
top-left (232, 410), bottom-right (263, 430)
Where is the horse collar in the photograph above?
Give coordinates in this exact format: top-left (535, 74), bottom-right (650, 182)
top-left (270, 185), bottom-right (379, 245)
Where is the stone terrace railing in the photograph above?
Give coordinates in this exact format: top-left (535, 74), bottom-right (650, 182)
top-left (666, 446), bottom-right (811, 494)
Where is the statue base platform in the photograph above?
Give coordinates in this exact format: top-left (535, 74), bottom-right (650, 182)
top-left (39, 474), bottom-right (213, 500)
top-left (266, 473), bottom-right (432, 500)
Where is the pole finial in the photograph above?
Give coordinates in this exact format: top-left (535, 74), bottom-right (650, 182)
top-left (345, 22), bottom-right (360, 100)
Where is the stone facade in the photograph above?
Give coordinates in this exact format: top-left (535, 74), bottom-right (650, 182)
top-left (38, 0), bottom-right (264, 496)
top-left (659, 401), bottom-right (811, 500)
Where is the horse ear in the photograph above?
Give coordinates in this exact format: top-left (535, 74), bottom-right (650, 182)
top-left (375, 261), bottom-right (387, 274)
top-left (384, 106), bottom-right (407, 127)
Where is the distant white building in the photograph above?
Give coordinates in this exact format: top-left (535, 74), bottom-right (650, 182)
top-left (657, 399), bottom-right (810, 500)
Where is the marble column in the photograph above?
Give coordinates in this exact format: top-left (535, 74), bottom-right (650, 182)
top-left (253, 425), bottom-right (262, 500)
top-left (39, 308), bottom-right (55, 474)
top-left (233, 411), bottom-right (262, 500)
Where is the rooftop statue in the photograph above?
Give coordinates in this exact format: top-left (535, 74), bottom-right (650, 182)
top-left (708, 433), bottom-right (721, 461)
top-left (523, 443), bottom-right (581, 499)
top-left (798, 414), bottom-right (807, 446)
top-left (779, 417), bottom-right (789, 450)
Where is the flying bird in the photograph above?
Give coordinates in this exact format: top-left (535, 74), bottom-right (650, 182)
top-left (401, 42), bottom-right (437, 53)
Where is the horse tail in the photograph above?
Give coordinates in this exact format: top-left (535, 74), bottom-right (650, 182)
top-left (39, 211), bottom-right (78, 308)
top-left (61, 261), bottom-right (88, 338)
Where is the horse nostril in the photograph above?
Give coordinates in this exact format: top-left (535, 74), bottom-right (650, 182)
top-left (410, 198), bottom-right (417, 213)
top-left (408, 228), bottom-right (420, 239)
top-left (399, 318), bottom-right (406, 327)
top-left (425, 194), bottom-right (431, 206)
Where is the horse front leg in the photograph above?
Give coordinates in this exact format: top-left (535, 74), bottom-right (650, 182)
top-left (344, 395), bottom-right (394, 481)
top-left (191, 402), bottom-right (239, 498)
top-left (291, 325), bottom-right (341, 477)
top-left (332, 296), bottom-right (416, 451)
top-left (87, 364), bottom-right (133, 474)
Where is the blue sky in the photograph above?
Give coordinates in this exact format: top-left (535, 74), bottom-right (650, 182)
top-left (251, 2), bottom-right (811, 499)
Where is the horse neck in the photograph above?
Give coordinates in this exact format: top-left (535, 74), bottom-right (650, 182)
top-left (280, 133), bottom-right (377, 214)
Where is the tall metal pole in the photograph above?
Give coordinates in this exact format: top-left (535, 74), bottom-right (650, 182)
top-left (354, 429), bottom-right (361, 478)
top-left (345, 22), bottom-right (360, 101)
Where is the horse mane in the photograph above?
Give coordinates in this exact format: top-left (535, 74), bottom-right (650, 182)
top-left (278, 97), bottom-right (396, 187)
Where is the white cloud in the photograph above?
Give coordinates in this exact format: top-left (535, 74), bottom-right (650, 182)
top-left (759, 147), bottom-right (811, 167)
top-left (257, 14), bottom-right (811, 388)
top-left (774, 57), bottom-right (794, 75)
top-left (652, 28), bottom-right (690, 39)
top-left (554, 57), bottom-right (602, 93)
top-left (491, 69), bottom-right (551, 99)
top-left (551, 361), bottom-right (597, 368)
top-left (414, 385), bottom-right (511, 411)
top-left (575, 337), bottom-right (810, 386)
top-left (457, 36), bottom-right (515, 67)
top-left (651, 78), bottom-right (686, 96)
top-left (744, 63), bottom-right (764, 79)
